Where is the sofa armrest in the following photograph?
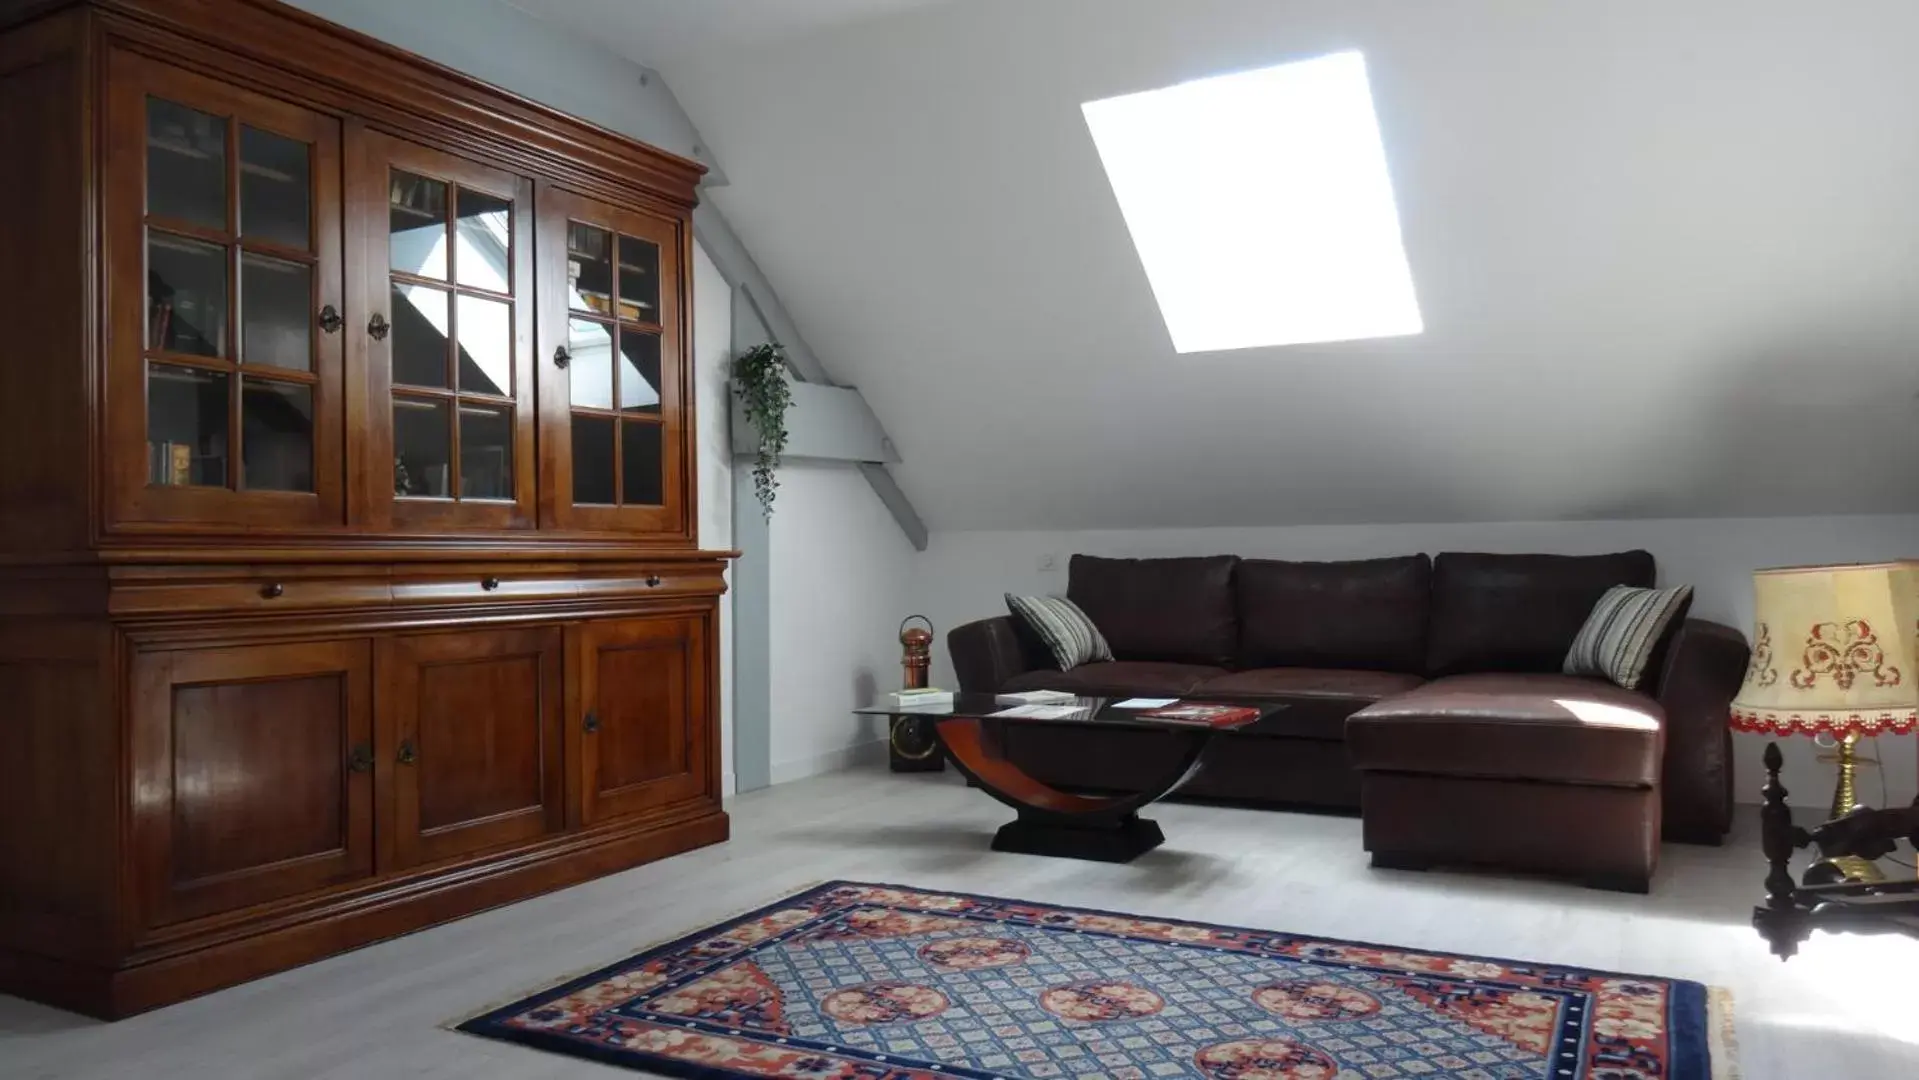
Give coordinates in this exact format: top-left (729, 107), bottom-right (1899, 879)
top-left (948, 616), bottom-right (1039, 693)
top-left (1654, 618), bottom-right (1751, 844)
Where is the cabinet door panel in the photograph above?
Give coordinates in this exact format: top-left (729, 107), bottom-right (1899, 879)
top-left (106, 50), bottom-right (345, 532)
top-left (132, 640), bottom-right (373, 927)
top-left (571, 616), bottom-right (711, 824)
top-left (381, 627), bottom-right (563, 869)
top-left (537, 186), bottom-right (691, 538)
top-left (353, 130), bottom-right (536, 531)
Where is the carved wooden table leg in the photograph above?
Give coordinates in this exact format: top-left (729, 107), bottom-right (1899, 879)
top-left (1753, 743), bottom-right (1814, 958)
top-left (933, 718), bottom-right (1214, 863)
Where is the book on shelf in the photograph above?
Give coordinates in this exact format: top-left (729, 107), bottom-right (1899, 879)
top-left (995, 689), bottom-right (1078, 705)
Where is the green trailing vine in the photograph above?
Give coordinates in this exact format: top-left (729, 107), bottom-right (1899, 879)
top-left (733, 343), bottom-right (793, 519)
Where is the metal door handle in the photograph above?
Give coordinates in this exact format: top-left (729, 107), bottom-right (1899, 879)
top-left (397, 739), bottom-right (417, 765)
top-left (318, 305), bottom-right (343, 334)
top-left (347, 743), bottom-right (373, 773)
top-left (583, 712), bottom-right (601, 735)
top-left (368, 313), bottom-right (391, 341)
top-left (553, 345), bottom-right (570, 369)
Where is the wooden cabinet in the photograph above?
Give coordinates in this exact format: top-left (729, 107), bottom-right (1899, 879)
top-left (0, 0), bottom-right (732, 1020)
top-left (356, 132), bottom-right (538, 531)
top-left (537, 187), bottom-right (690, 538)
top-left (573, 616), bottom-right (711, 824)
top-left (379, 626), bottom-right (564, 869)
top-left (131, 640), bottom-right (375, 926)
top-left (105, 47), bottom-right (348, 530)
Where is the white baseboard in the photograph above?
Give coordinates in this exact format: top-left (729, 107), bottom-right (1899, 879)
top-left (722, 770), bottom-right (737, 797)
top-left (768, 738), bottom-right (888, 786)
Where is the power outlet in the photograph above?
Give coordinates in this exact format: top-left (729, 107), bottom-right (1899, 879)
top-left (1037, 553), bottom-right (1058, 572)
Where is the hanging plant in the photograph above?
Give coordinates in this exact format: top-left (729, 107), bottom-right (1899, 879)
top-left (733, 343), bottom-right (793, 519)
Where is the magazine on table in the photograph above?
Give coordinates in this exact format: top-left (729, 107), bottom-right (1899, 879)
top-left (1137, 702), bottom-right (1261, 728)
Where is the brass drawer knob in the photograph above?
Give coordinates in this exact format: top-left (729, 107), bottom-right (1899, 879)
top-left (261, 582), bottom-right (285, 599)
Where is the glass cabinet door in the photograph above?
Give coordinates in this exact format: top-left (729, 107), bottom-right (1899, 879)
top-left (106, 51), bottom-right (344, 530)
top-left (536, 186), bottom-right (688, 537)
top-left (357, 132), bottom-right (536, 531)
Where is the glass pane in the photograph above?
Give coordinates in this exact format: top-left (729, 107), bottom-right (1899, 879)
top-left (567, 317), bottom-right (614, 409)
top-left (239, 126), bottom-right (309, 249)
top-left (571, 414), bottom-right (615, 505)
top-left (618, 330), bottom-right (662, 414)
top-left (393, 397), bottom-right (450, 498)
top-left (147, 363), bottom-right (228, 487)
top-left (455, 294), bottom-right (511, 397)
top-left (616, 234), bottom-right (660, 323)
top-left (242, 379), bottom-right (313, 492)
top-left (146, 97), bottom-right (226, 229)
top-left (390, 282), bottom-right (449, 388)
top-left (566, 221), bottom-right (613, 317)
top-left (389, 170), bottom-right (447, 279)
top-left (148, 232), bottom-right (227, 357)
top-left (454, 188), bottom-right (511, 293)
top-left (459, 405), bottom-right (513, 500)
top-left (621, 421), bottom-right (664, 506)
top-left (240, 253), bottom-right (311, 371)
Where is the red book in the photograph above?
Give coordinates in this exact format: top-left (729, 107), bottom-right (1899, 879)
top-left (1139, 703), bottom-right (1261, 728)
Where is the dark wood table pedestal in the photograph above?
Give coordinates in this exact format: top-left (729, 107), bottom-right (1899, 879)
top-left (933, 717), bottom-right (1216, 863)
top-left (1755, 742), bottom-right (1919, 958)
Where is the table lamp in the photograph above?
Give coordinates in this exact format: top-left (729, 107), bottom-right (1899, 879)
top-left (1731, 562), bottom-right (1919, 881)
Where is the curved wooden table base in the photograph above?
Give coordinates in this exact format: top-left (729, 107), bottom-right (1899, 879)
top-left (934, 717), bottom-right (1215, 863)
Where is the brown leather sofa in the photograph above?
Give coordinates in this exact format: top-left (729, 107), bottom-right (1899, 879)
top-left (947, 551), bottom-right (1751, 891)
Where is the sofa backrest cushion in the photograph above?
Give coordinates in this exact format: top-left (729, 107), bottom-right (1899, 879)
top-left (1427, 550), bottom-right (1657, 676)
top-left (1066, 554), bottom-right (1240, 666)
top-left (1235, 555), bottom-right (1431, 673)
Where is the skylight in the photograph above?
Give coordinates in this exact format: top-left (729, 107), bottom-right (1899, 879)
top-left (1081, 51), bottom-right (1422, 354)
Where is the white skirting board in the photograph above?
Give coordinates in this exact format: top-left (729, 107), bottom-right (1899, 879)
top-left (769, 738), bottom-right (888, 786)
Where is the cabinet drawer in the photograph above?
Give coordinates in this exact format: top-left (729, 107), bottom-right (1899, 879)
top-left (389, 566), bottom-right (721, 606)
top-left (108, 571), bottom-right (391, 616)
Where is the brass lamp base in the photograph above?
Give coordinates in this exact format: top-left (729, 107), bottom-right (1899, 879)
top-left (1816, 732), bottom-right (1886, 884)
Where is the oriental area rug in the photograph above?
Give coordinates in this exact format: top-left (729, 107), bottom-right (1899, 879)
top-left (457, 881), bottom-right (1734, 1080)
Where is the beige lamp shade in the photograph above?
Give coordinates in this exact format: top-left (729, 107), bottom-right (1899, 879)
top-left (1730, 561), bottom-right (1919, 736)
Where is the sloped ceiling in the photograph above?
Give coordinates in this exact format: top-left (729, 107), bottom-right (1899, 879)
top-left (529, 0), bottom-right (1919, 530)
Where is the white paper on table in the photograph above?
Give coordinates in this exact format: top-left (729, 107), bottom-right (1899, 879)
top-left (1112, 697), bottom-right (1177, 709)
top-left (988, 704), bottom-right (1086, 720)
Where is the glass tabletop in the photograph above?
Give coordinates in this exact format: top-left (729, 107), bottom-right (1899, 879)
top-left (853, 693), bottom-right (1281, 733)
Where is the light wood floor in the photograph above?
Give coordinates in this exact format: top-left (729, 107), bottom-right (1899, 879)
top-left (3, 768), bottom-right (1915, 1078)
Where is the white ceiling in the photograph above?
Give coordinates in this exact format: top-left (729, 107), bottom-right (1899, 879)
top-left (535, 0), bottom-right (1919, 531)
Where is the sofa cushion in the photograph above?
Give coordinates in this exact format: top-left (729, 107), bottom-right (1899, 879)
top-left (1346, 673), bottom-right (1664, 787)
top-left (1001, 661), bottom-right (1227, 697)
top-left (1199, 668), bottom-right (1427, 740)
top-left (1236, 555), bottom-right (1431, 673)
top-left (1562, 584), bottom-right (1695, 690)
top-left (1067, 554), bottom-right (1239, 666)
top-left (1004, 593), bottom-right (1113, 670)
top-left (1426, 550), bottom-right (1656, 676)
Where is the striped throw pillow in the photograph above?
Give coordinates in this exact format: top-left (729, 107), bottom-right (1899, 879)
top-left (1005, 594), bottom-right (1114, 671)
top-left (1563, 584), bottom-right (1694, 690)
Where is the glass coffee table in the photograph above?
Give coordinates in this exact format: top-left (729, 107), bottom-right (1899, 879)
top-left (855, 694), bottom-right (1281, 863)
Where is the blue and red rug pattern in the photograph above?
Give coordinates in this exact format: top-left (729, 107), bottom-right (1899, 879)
top-left (458, 881), bottom-right (1728, 1079)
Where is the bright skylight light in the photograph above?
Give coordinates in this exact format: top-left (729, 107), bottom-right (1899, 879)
top-left (1082, 51), bottom-right (1422, 354)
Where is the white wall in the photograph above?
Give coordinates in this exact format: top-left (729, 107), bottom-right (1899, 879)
top-left (692, 244), bottom-right (736, 794)
top-left (914, 514), bottom-right (1919, 809)
top-left (767, 463), bottom-right (918, 783)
